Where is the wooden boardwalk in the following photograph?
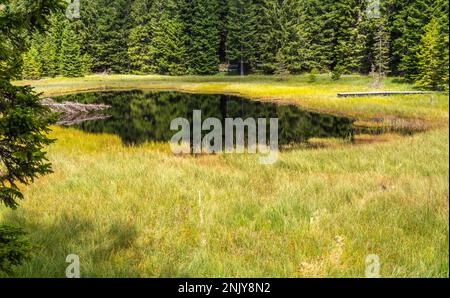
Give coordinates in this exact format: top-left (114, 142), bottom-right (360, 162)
top-left (338, 91), bottom-right (435, 98)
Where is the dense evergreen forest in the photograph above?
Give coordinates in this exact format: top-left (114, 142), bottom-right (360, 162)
top-left (22, 0), bottom-right (449, 90)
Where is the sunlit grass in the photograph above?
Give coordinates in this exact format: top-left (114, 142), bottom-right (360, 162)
top-left (1, 74), bottom-right (448, 277)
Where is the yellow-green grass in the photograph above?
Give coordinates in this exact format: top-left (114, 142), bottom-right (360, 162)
top-left (1, 74), bottom-right (448, 277)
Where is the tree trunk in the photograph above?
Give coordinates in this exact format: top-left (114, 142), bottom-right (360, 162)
top-left (240, 46), bottom-right (244, 76)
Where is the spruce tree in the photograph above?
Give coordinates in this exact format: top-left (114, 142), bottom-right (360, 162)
top-left (274, 50), bottom-right (290, 81)
top-left (304, 0), bottom-right (364, 74)
top-left (259, 0), bottom-right (310, 74)
top-left (10, 0), bottom-right (450, 81)
top-left (435, 0), bottom-right (449, 91)
top-left (388, 0), bottom-right (434, 79)
top-left (148, 1), bottom-right (188, 75)
top-left (304, 0), bottom-right (335, 71)
top-left (226, 0), bottom-right (258, 75)
top-left (21, 43), bottom-right (42, 80)
top-left (180, 0), bottom-right (220, 75)
top-left (40, 15), bottom-right (64, 77)
top-left (1, 1), bottom-right (62, 274)
top-left (82, 0), bottom-right (132, 73)
top-left (415, 18), bottom-right (441, 90)
top-left (371, 17), bottom-right (390, 86)
top-left (59, 21), bottom-right (84, 77)
top-left (332, 0), bottom-right (365, 74)
top-left (127, 0), bottom-right (154, 73)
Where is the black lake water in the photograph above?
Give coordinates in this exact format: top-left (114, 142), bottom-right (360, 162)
top-left (54, 90), bottom-right (356, 147)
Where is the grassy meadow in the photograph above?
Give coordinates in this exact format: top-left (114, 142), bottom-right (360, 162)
top-left (1, 74), bottom-right (449, 277)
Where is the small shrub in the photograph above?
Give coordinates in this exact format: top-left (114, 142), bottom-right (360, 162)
top-left (331, 66), bottom-right (344, 81)
top-left (0, 225), bottom-right (32, 274)
top-left (308, 68), bottom-right (318, 82)
top-left (274, 52), bottom-right (290, 81)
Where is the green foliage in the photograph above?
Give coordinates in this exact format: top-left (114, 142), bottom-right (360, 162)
top-left (41, 15), bottom-right (64, 77)
top-left (0, 225), bottom-right (31, 274)
top-left (0, 0), bottom-right (66, 78)
top-left (21, 15), bottom-right (87, 78)
top-left (128, 24), bottom-right (153, 73)
top-left (0, 0), bottom-right (62, 274)
top-left (127, 0), bottom-right (189, 75)
top-left (332, 0), bottom-right (365, 73)
top-left (21, 43), bottom-right (42, 80)
top-left (435, 0), bottom-right (449, 92)
top-left (273, 51), bottom-right (290, 81)
top-left (304, 0), bottom-right (364, 74)
top-left (331, 65), bottom-right (344, 81)
top-left (308, 68), bottom-right (318, 83)
top-left (181, 0), bottom-right (220, 75)
top-left (127, 0), bottom-right (154, 74)
top-left (148, 2), bottom-right (188, 75)
top-left (82, 0), bottom-right (132, 73)
top-left (13, 0), bottom-right (450, 81)
top-left (388, 0), bottom-right (434, 79)
top-left (372, 17), bottom-right (390, 76)
top-left (0, 82), bottom-right (56, 208)
top-left (81, 53), bottom-right (93, 75)
top-left (414, 19), bottom-right (441, 90)
top-left (1, 1), bottom-right (61, 209)
top-left (226, 0), bottom-right (258, 75)
top-left (59, 21), bottom-right (84, 77)
top-left (259, 0), bottom-right (310, 74)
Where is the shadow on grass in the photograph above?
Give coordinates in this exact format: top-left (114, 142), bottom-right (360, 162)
top-left (2, 210), bottom-right (140, 277)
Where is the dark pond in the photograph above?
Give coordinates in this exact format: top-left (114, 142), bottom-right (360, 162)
top-left (53, 90), bottom-right (356, 147)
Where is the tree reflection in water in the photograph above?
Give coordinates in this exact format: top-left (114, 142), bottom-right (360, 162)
top-left (55, 90), bottom-right (356, 147)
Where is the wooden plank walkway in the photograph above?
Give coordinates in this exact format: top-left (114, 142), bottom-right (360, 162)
top-left (338, 91), bottom-right (435, 98)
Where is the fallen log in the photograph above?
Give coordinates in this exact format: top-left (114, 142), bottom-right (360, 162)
top-left (42, 98), bottom-right (111, 125)
top-left (42, 98), bottom-right (111, 114)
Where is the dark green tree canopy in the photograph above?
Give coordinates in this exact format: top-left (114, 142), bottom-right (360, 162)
top-left (1, 0), bottom-right (64, 274)
top-left (1, 0), bottom-right (63, 208)
top-left (15, 0), bottom-right (450, 88)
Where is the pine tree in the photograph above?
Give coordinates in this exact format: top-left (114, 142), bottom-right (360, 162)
top-left (127, 0), bottom-right (154, 73)
top-left (148, 1), bottom-right (188, 75)
top-left (259, 0), bottom-right (310, 74)
top-left (415, 18), bottom-right (441, 90)
top-left (371, 17), bottom-right (390, 87)
top-left (12, 0), bottom-right (450, 82)
top-left (303, 0), bottom-right (334, 71)
top-left (435, 0), bottom-right (449, 91)
top-left (304, 0), bottom-right (364, 74)
top-left (22, 43), bottom-right (42, 80)
top-left (59, 21), bottom-right (84, 77)
top-left (388, 0), bottom-right (434, 79)
top-left (40, 15), bottom-right (64, 77)
top-left (1, 0), bottom-right (60, 211)
top-left (332, 0), bottom-right (365, 74)
top-left (180, 0), bottom-right (220, 75)
top-left (82, 0), bottom-right (132, 73)
top-left (226, 0), bottom-right (258, 75)
top-left (274, 50), bottom-right (290, 81)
